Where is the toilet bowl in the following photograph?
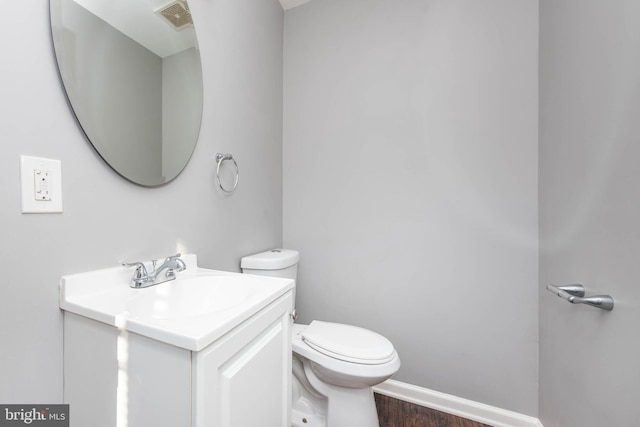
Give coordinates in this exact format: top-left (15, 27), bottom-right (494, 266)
top-left (241, 249), bottom-right (401, 427)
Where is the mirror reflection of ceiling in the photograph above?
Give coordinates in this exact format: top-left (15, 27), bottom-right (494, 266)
top-left (279, 0), bottom-right (314, 10)
top-left (73, 0), bottom-right (196, 58)
top-left (73, 0), bottom-right (314, 58)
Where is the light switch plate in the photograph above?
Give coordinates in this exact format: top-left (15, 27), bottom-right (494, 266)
top-left (21, 155), bottom-right (63, 213)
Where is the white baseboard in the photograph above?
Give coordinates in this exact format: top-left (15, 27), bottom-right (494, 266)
top-left (373, 379), bottom-right (543, 427)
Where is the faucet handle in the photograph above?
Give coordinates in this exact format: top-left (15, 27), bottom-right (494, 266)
top-left (122, 261), bottom-right (148, 279)
top-left (164, 253), bottom-right (182, 262)
top-left (165, 253), bottom-right (187, 272)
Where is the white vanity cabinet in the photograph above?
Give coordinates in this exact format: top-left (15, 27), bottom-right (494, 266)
top-left (63, 271), bottom-right (293, 427)
top-left (192, 292), bottom-right (292, 426)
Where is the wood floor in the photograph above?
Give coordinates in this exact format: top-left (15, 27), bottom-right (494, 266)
top-left (374, 393), bottom-right (493, 427)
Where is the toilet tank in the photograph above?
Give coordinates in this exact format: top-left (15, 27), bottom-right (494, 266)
top-left (241, 249), bottom-right (299, 307)
top-left (240, 249), bottom-right (299, 283)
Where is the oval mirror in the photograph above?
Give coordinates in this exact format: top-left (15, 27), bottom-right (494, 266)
top-left (50, 0), bottom-right (203, 186)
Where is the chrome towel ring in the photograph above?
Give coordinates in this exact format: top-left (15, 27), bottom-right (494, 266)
top-left (215, 153), bottom-right (239, 194)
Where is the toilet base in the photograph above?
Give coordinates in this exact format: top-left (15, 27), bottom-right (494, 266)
top-left (291, 386), bottom-right (379, 427)
top-left (302, 358), bottom-right (380, 427)
top-left (291, 409), bottom-right (326, 427)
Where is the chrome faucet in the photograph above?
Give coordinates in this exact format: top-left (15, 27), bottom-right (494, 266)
top-left (123, 254), bottom-right (187, 288)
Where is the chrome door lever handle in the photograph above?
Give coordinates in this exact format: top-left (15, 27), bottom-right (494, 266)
top-left (546, 284), bottom-right (614, 311)
top-left (569, 295), bottom-right (615, 310)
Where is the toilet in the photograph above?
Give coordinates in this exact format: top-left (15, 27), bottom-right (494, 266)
top-left (241, 249), bottom-right (401, 427)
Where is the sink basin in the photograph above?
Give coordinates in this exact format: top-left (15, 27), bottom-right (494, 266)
top-left (59, 254), bottom-right (294, 350)
top-left (126, 276), bottom-right (254, 319)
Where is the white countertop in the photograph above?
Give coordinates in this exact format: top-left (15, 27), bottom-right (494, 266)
top-left (60, 254), bottom-right (294, 351)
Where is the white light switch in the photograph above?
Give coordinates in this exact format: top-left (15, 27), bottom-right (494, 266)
top-left (21, 155), bottom-right (63, 213)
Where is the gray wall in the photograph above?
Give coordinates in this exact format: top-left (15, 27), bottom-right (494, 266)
top-left (0, 0), bottom-right (283, 402)
top-left (539, 0), bottom-right (640, 425)
top-left (283, 0), bottom-right (539, 415)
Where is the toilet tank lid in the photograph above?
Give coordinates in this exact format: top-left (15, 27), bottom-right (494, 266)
top-left (241, 249), bottom-right (300, 270)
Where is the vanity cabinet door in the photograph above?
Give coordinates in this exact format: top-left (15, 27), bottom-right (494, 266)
top-left (63, 312), bottom-right (192, 427)
top-left (193, 293), bottom-right (293, 427)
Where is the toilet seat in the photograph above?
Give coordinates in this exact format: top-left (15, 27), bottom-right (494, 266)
top-left (301, 321), bottom-right (396, 365)
top-left (292, 322), bottom-right (401, 389)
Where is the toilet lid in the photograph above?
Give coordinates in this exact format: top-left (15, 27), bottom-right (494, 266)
top-left (301, 321), bottom-right (396, 365)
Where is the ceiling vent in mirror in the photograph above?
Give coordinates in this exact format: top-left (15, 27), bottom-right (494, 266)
top-left (156, 0), bottom-right (193, 31)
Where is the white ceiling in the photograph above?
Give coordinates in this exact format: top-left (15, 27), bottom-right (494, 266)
top-left (279, 0), bottom-right (314, 11)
